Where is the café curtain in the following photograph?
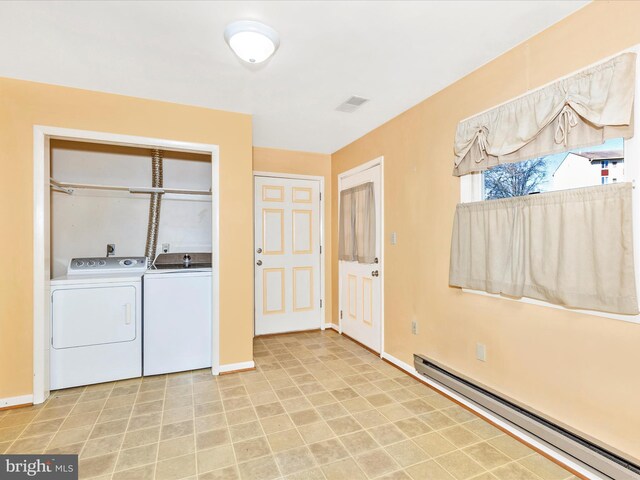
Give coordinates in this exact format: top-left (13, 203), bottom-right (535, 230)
top-left (449, 182), bottom-right (638, 315)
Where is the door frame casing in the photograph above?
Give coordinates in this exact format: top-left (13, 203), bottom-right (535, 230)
top-left (253, 171), bottom-right (326, 333)
top-left (337, 156), bottom-right (385, 355)
top-left (34, 125), bottom-right (221, 405)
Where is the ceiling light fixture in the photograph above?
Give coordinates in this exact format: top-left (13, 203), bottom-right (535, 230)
top-left (224, 20), bottom-right (280, 64)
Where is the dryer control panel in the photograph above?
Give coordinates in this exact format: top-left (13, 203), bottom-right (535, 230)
top-left (67, 256), bottom-right (148, 275)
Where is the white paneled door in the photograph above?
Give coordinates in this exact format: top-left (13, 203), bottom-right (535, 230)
top-left (339, 163), bottom-right (382, 352)
top-left (255, 176), bottom-right (322, 335)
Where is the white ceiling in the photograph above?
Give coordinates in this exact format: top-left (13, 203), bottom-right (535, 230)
top-left (0, 1), bottom-right (587, 153)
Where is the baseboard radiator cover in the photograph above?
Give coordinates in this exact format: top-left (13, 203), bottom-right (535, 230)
top-left (413, 354), bottom-right (640, 480)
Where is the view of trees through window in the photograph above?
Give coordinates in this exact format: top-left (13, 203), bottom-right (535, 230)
top-left (482, 137), bottom-right (624, 200)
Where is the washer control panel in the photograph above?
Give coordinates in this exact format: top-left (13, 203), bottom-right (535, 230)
top-left (68, 257), bottom-right (148, 275)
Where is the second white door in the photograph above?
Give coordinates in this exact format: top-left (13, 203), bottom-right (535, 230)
top-left (339, 163), bottom-right (382, 353)
top-left (254, 176), bottom-right (322, 335)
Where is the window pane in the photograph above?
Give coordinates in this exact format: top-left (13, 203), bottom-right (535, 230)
top-left (482, 137), bottom-right (624, 200)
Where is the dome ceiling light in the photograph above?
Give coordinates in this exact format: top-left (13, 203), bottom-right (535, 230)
top-left (224, 20), bottom-right (280, 64)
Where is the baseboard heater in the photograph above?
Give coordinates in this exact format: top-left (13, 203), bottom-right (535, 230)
top-left (413, 354), bottom-right (640, 480)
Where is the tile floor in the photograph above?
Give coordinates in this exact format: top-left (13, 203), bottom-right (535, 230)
top-left (0, 330), bottom-right (578, 480)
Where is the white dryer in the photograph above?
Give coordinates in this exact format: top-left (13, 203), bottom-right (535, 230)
top-left (50, 257), bottom-right (147, 390)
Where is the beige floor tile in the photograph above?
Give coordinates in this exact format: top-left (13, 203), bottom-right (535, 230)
top-left (81, 434), bottom-right (124, 458)
top-left (326, 415), bottom-right (362, 435)
top-left (6, 433), bottom-right (53, 454)
top-left (377, 403), bottom-right (413, 422)
top-left (196, 427), bottom-right (230, 450)
top-left (162, 406), bottom-right (194, 425)
top-left (225, 407), bottom-right (257, 426)
top-left (255, 402), bottom-right (285, 418)
top-left (198, 465), bottom-right (240, 480)
top-left (267, 428), bottom-right (305, 453)
top-left (463, 419), bottom-right (503, 440)
top-left (112, 463), bottom-right (155, 480)
top-left (519, 455), bottom-right (573, 480)
top-left (355, 448), bottom-right (400, 477)
top-left (406, 460), bottom-right (456, 480)
top-left (353, 409), bottom-right (389, 428)
top-left (419, 411), bottom-right (457, 432)
top-left (79, 452), bottom-right (119, 478)
top-left (260, 414), bottom-right (295, 434)
top-left (115, 442), bottom-right (158, 471)
top-left (463, 442), bottom-right (511, 470)
top-left (158, 433), bottom-right (195, 460)
top-left (413, 432), bottom-right (457, 457)
top-left (368, 423), bottom-right (407, 446)
top-left (238, 455), bottom-right (281, 480)
top-left (321, 458), bottom-right (367, 480)
top-left (394, 418), bottom-right (432, 438)
top-left (121, 426), bottom-right (160, 450)
top-left (49, 425), bottom-right (93, 449)
top-left (233, 436), bottom-right (271, 463)
top-left (436, 450), bottom-right (485, 480)
top-left (274, 445), bottom-right (317, 475)
top-left (385, 440), bottom-right (428, 467)
top-left (127, 412), bottom-right (162, 432)
top-left (297, 421), bottom-right (333, 444)
top-left (308, 438), bottom-right (349, 465)
top-left (492, 462), bottom-right (542, 480)
top-left (489, 435), bottom-right (537, 460)
top-left (155, 453), bottom-right (196, 480)
top-left (284, 466), bottom-right (325, 480)
top-left (197, 444), bottom-right (236, 473)
top-left (229, 420), bottom-right (262, 442)
top-left (290, 408), bottom-right (321, 426)
top-left (340, 430), bottom-right (379, 455)
top-left (440, 425), bottom-right (482, 448)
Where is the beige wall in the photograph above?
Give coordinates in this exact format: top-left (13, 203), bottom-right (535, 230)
top-left (331, 1), bottom-right (640, 461)
top-left (253, 147), bottom-right (332, 322)
top-left (0, 78), bottom-right (254, 399)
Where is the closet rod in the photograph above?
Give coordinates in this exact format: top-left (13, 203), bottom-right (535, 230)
top-left (49, 178), bottom-right (212, 196)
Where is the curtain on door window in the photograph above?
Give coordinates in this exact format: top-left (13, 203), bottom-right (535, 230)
top-left (449, 183), bottom-right (638, 315)
top-left (339, 182), bottom-right (376, 264)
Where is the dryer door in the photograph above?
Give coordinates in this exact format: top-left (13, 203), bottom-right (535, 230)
top-left (52, 286), bottom-right (137, 349)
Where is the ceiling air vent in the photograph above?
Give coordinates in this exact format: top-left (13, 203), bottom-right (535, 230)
top-left (336, 95), bottom-right (369, 113)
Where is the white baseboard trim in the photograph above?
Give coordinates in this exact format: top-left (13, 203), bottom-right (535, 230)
top-left (325, 323), bottom-right (340, 331)
top-left (219, 361), bottom-right (255, 373)
top-left (381, 352), bottom-right (598, 480)
top-left (0, 394), bottom-right (33, 409)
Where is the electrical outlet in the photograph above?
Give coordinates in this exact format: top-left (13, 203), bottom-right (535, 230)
top-left (411, 320), bottom-right (418, 335)
top-left (476, 343), bottom-right (487, 362)
top-left (162, 243), bottom-right (170, 253)
top-left (390, 232), bottom-right (398, 245)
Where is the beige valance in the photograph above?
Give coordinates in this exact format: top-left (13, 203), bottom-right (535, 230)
top-left (339, 182), bottom-right (376, 264)
top-left (453, 52), bottom-right (636, 177)
top-left (449, 183), bottom-right (638, 315)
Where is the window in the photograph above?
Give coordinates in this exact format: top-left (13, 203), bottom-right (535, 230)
top-left (481, 137), bottom-right (624, 200)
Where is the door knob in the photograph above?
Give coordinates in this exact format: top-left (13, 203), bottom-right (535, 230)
top-left (371, 270), bottom-right (379, 277)
top-left (257, 248), bottom-right (262, 254)
top-left (256, 260), bottom-right (263, 266)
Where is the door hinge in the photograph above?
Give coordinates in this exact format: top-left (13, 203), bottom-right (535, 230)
top-left (319, 192), bottom-right (322, 201)
top-left (320, 245), bottom-right (322, 254)
top-left (340, 310), bottom-right (343, 319)
top-left (320, 299), bottom-right (323, 308)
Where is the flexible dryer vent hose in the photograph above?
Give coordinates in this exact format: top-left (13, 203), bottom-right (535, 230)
top-left (145, 148), bottom-right (163, 261)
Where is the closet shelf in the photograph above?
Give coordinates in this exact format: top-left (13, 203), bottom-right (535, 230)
top-left (49, 178), bottom-right (212, 196)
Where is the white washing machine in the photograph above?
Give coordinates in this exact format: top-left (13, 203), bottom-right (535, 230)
top-left (50, 256), bottom-right (147, 390)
